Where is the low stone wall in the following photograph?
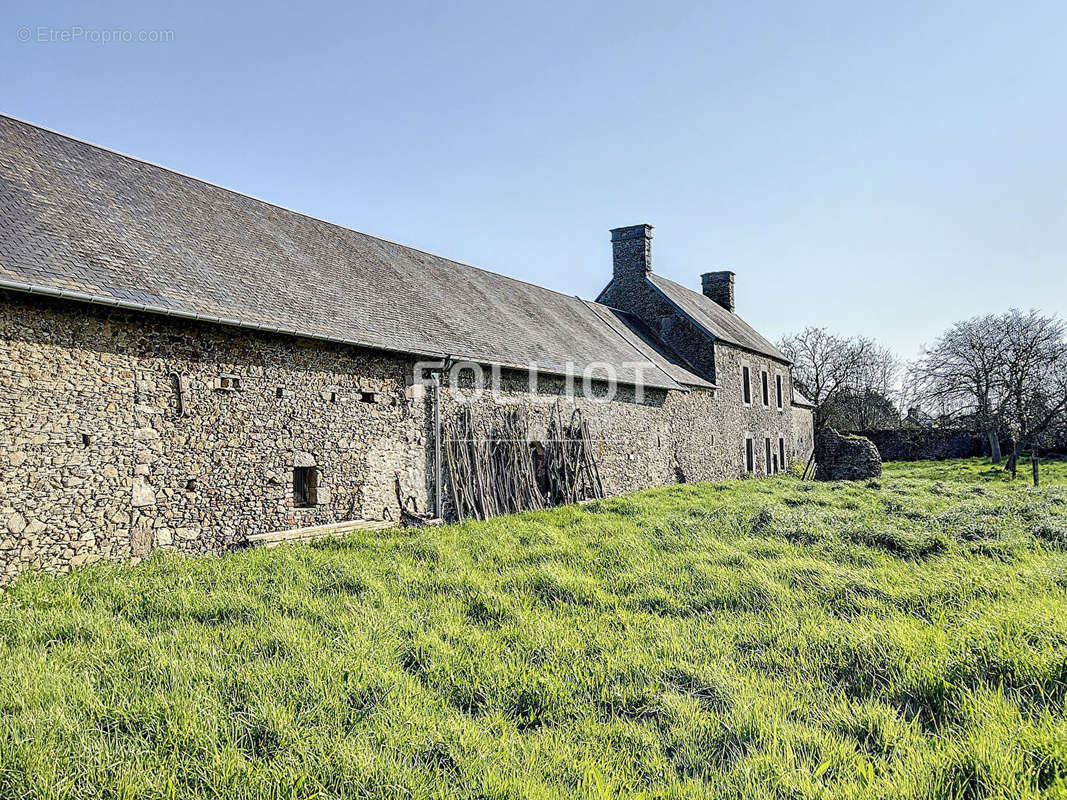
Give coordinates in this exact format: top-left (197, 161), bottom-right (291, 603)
top-left (815, 430), bottom-right (882, 481)
top-left (850, 429), bottom-right (985, 461)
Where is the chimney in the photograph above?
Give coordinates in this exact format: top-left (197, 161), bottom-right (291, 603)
top-left (610, 224), bottom-right (653, 284)
top-left (701, 270), bottom-right (735, 312)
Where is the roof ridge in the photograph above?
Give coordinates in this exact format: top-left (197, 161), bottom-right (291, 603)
top-left (0, 111), bottom-right (596, 307)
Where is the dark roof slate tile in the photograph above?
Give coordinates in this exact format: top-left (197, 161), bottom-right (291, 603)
top-left (0, 115), bottom-right (711, 391)
top-left (648, 273), bottom-right (789, 363)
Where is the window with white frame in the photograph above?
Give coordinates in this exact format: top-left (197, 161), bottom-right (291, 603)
top-left (775, 373), bottom-right (784, 410)
top-left (761, 370), bottom-right (770, 406)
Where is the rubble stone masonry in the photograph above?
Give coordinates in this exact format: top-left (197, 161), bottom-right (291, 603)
top-left (0, 291), bottom-right (426, 583)
top-left (1, 291), bottom-right (810, 583)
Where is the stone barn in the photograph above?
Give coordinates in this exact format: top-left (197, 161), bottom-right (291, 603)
top-left (0, 114), bottom-right (814, 580)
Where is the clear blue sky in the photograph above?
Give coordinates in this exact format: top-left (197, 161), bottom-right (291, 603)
top-left (3, 0), bottom-right (1065, 360)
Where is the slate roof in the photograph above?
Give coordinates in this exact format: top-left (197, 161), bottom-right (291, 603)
top-left (0, 115), bottom-right (711, 391)
top-left (647, 274), bottom-right (790, 363)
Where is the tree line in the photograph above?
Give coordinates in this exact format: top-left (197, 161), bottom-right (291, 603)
top-left (778, 310), bottom-right (1067, 462)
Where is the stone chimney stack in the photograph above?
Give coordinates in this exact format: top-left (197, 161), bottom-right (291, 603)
top-left (610, 224), bottom-right (653, 284)
top-left (701, 270), bottom-right (735, 312)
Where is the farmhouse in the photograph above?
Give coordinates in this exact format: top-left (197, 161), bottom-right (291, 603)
top-left (0, 115), bottom-right (814, 580)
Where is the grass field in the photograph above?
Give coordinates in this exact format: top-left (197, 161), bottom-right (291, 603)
top-left (2, 459), bottom-right (1067, 799)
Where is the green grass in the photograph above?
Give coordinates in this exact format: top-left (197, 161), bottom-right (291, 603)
top-left (3, 459), bottom-right (1067, 799)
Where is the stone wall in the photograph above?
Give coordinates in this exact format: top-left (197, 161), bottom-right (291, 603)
top-left (438, 350), bottom-right (798, 494)
top-left (712, 344), bottom-right (805, 476)
top-left (792, 405), bottom-right (815, 467)
top-left (438, 374), bottom-right (716, 494)
top-left (850, 429), bottom-right (985, 461)
top-left (0, 291), bottom-right (427, 583)
top-left (1, 291), bottom-right (811, 583)
top-left (596, 259), bottom-right (812, 469)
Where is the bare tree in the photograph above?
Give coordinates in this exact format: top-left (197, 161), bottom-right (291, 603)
top-left (911, 314), bottom-right (1006, 461)
top-left (854, 344), bottom-right (902, 429)
top-left (910, 309), bottom-right (1067, 470)
top-left (998, 309), bottom-right (1067, 459)
top-left (778, 327), bottom-right (897, 431)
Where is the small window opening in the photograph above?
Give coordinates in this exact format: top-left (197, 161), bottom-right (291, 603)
top-left (330, 392), bottom-right (338, 403)
top-left (745, 438), bottom-right (754, 473)
top-left (765, 438), bottom-right (773, 474)
top-left (81, 433), bottom-right (93, 447)
top-left (761, 371), bottom-right (769, 406)
top-left (276, 387), bottom-right (285, 398)
top-left (359, 391), bottom-right (377, 404)
top-left (742, 366), bottom-right (751, 404)
top-left (779, 438), bottom-right (786, 471)
top-left (775, 374), bottom-right (784, 410)
top-left (293, 467), bottom-right (319, 508)
top-left (216, 375), bottom-right (242, 391)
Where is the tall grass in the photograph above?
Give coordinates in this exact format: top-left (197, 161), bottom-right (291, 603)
top-left (1, 458), bottom-right (1067, 799)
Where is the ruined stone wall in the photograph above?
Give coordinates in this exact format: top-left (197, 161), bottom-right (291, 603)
top-left (814, 430), bottom-right (882, 481)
